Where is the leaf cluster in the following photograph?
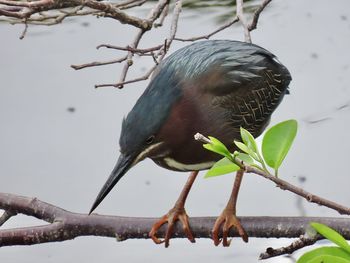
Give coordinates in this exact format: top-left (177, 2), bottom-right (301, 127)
top-left (203, 119), bottom-right (297, 178)
top-left (298, 223), bottom-right (350, 263)
top-left (201, 119), bottom-right (350, 262)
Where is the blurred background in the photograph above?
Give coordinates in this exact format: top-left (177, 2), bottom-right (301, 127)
top-left (0, 0), bottom-right (350, 262)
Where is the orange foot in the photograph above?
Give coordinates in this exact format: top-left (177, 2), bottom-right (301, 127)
top-left (212, 208), bottom-right (248, 247)
top-left (149, 206), bottom-right (195, 247)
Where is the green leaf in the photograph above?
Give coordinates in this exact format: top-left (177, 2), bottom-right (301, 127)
top-left (311, 222), bottom-right (350, 254)
top-left (309, 255), bottom-right (350, 263)
top-left (240, 127), bottom-right (258, 153)
top-left (234, 151), bottom-right (254, 165)
top-left (203, 136), bottom-right (233, 161)
top-left (262, 119), bottom-right (297, 171)
top-left (204, 157), bottom-right (240, 178)
top-left (234, 141), bottom-right (258, 160)
top-left (297, 247), bottom-right (350, 263)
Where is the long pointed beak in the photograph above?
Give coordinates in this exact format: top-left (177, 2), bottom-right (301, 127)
top-left (89, 153), bottom-right (134, 214)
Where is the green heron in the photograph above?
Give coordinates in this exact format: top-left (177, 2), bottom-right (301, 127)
top-left (90, 40), bottom-right (291, 247)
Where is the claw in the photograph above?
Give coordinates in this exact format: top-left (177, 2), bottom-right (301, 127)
top-left (212, 208), bottom-right (248, 247)
top-left (149, 206), bottom-right (195, 247)
top-left (149, 214), bottom-right (168, 244)
top-left (212, 215), bottom-right (225, 246)
top-left (178, 213), bottom-right (195, 243)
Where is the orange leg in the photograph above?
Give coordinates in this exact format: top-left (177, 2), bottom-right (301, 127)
top-left (212, 169), bottom-right (248, 247)
top-left (149, 171), bottom-right (198, 247)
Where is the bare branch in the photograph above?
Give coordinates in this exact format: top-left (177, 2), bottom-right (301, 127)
top-left (260, 235), bottom-right (318, 260)
top-left (0, 209), bottom-right (17, 226)
top-left (154, 2), bottom-right (169, 28)
top-left (194, 133), bottom-right (212, 144)
top-left (246, 165), bottom-right (350, 215)
top-left (146, 0), bottom-right (170, 23)
top-left (71, 56), bottom-right (128, 70)
top-left (175, 0), bottom-right (272, 43)
top-left (96, 44), bottom-right (164, 54)
top-left (95, 64), bottom-right (158, 89)
top-left (175, 17), bottom-right (239, 42)
top-left (84, 0), bottom-right (151, 30)
top-left (88, 0), bottom-right (171, 89)
top-left (248, 0), bottom-right (272, 31)
top-left (116, 29), bottom-right (145, 88)
top-left (117, 0), bottom-right (147, 10)
top-left (8, 6), bottom-right (92, 26)
top-left (236, 0), bottom-right (251, 43)
top-left (19, 20), bottom-right (28, 39)
top-left (0, 0), bottom-right (162, 29)
top-left (166, 0), bottom-right (181, 48)
top-left (95, 0), bottom-right (181, 89)
top-left (1, 0), bottom-right (273, 87)
top-left (0, 0), bottom-right (53, 8)
top-left (1, 192), bottom-right (350, 254)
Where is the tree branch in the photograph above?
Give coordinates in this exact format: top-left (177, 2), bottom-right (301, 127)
top-left (248, 0), bottom-right (272, 31)
top-left (259, 235), bottom-right (319, 260)
top-left (0, 0), bottom-right (154, 29)
top-left (247, 165), bottom-right (350, 215)
top-left (175, 17), bottom-right (239, 42)
top-left (94, 0), bottom-right (181, 89)
top-left (71, 56), bottom-right (128, 70)
top-left (194, 133), bottom-right (350, 216)
top-left (236, 0), bottom-right (251, 43)
top-left (1, 0), bottom-right (272, 88)
top-left (1, 192), bottom-right (350, 252)
top-left (193, 133), bottom-right (350, 258)
top-left (234, 0), bottom-right (272, 43)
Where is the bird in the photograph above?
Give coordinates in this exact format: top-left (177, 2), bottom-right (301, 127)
top-left (89, 40), bottom-right (291, 247)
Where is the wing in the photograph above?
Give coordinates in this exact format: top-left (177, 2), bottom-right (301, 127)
top-left (196, 44), bottom-right (292, 137)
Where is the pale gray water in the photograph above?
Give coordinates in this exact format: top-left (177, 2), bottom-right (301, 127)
top-left (0, 0), bottom-right (350, 262)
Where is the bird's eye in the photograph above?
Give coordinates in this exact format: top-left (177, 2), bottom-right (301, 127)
top-left (145, 135), bottom-right (155, 145)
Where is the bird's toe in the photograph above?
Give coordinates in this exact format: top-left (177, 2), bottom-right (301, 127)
top-left (149, 206), bottom-right (195, 247)
top-left (211, 209), bottom-right (248, 247)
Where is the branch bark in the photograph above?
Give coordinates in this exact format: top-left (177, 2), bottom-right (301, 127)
top-left (1, 192), bottom-right (350, 250)
top-left (236, 0), bottom-right (251, 43)
top-left (0, 0), bottom-right (152, 29)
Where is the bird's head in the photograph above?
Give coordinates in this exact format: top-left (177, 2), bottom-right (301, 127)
top-left (89, 68), bottom-right (182, 214)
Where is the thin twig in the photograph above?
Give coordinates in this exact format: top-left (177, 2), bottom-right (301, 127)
top-left (117, 29), bottom-right (145, 88)
top-left (236, 0), bottom-right (251, 43)
top-left (96, 44), bottom-right (164, 54)
top-left (260, 235), bottom-right (319, 260)
top-left (248, 0), bottom-right (272, 30)
top-left (19, 20), bottom-right (28, 39)
top-left (0, 209), bottom-right (17, 226)
top-left (111, 0), bottom-right (170, 88)
top-left (166, 0), bottom-right (181, 49)
top-left (1, 0), bottom-right (271, 88)
top-left (175, 17), bottom-right (239, 42)
top-left (246, 165), bottom-right (350, 215)
top-left (95, 0), bottom-right (181, 89)
top-left (5, 6), bottom-right (93, 25)
top-left (154, 2), bottom-right (168, 28)
top-left (71, 56), bottom-right (127, 70)
top-left (116, 0), bottom-right (146, 9)
top-left (95, 64), bottom-right (158, 89)
top-left (119, 0), bottom-right (147, 10)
